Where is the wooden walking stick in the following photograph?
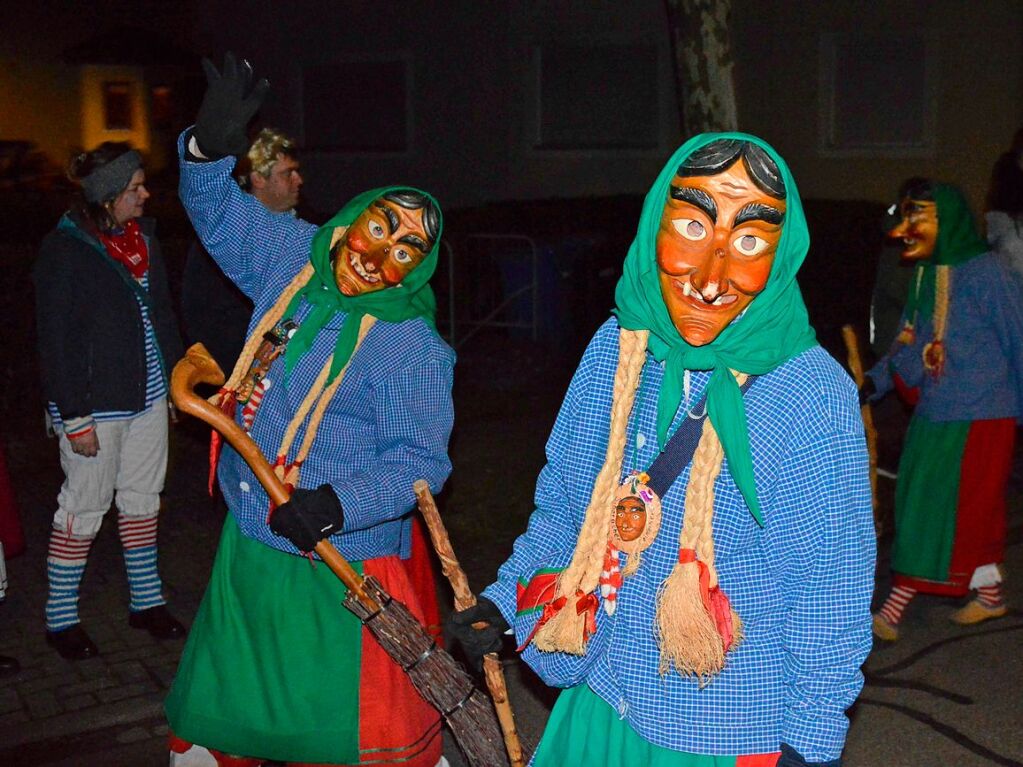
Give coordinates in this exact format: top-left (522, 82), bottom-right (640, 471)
top-left (414, 480), bottom-right (527, 767)
top-left (841, 325), bottom-right (882, 536)
top-left (171, 344), bottom-right (508, 767)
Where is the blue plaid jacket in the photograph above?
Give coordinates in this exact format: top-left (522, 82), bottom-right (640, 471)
top-left (482, 319), bottom-right (874, 761)
top-left (867, 253), bottom-right (1023, 423)
top-left (178, 134), bottom-right (455, 561)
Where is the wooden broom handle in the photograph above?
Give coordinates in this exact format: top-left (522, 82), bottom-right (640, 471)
top-left (170, 343), bottom-right (376, 610)
top-left (413, 480), bottom-right (526, 767)
top-left (841, 325), bottom-right (881, 535)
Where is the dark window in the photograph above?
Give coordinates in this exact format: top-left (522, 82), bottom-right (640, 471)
top-left (103, 81), bottom-right (133, 130)
top-left (821, 32), bottom-right (936, 154)
top-left (303, 61), bottom-right (408, 151)
top-left (535, 43), bottom-right (659, 151)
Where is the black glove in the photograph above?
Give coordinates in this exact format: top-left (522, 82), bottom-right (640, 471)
top-left (858, 377), bottom-right (877, 406)
top-left (192, 52), bottom-right (269, 160)
top-left (778, 743), bottom-right (841, 767)
top-left (446, 596), bottom-right (510, 670)
top-left (269, 484), bottom-right (343, 552)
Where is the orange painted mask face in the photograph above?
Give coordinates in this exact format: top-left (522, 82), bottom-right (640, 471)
top-left (614, 495), bottom-right (647, 543)
top-left (888, 198), bottom-right (938, 261)
top-left (656, 160), bottom-right (785, 346)
top-left (331, 198), bottom-right (429, 297)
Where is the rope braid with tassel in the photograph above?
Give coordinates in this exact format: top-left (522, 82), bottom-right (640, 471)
top-left (531, 328), bottom-right (744, 682)
top-left (211, 261), bottom-right (376, 503)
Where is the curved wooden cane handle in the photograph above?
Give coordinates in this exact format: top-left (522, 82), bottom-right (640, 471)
top-left (170, 343), bottom-right (376, 609)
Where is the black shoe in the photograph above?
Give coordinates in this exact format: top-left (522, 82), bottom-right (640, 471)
top-left (128, 605), bottom-right (186, 640)
top-left (46, 624), bottom-right (99, 660)
top-left (0, 655), bottom-right (20, 677)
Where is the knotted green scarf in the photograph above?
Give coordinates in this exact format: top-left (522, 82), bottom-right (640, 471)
top-left (282, 186), bottom-right (442, 383)
top-left (613, 132), bottom-right (817, 524)
top-left (902, 184), bottom-right (987, 325)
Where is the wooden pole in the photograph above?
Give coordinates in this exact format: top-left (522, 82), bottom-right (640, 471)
top-left (841, 325), bottom-right (882, 537)
top-left (413, 480), bottom-right (527, 767)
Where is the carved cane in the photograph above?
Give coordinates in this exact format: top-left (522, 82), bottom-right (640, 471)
top-left (841, 325), bottom-right (881, 537)
top-left (413, 480), bottom-right (527, 767)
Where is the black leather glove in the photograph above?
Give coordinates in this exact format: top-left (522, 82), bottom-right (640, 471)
top-left (192, 52), bottom-right (269, 160)
top-left (858, 377), bottom-right (877, 406)
top-left (778, 743), bottom-right (841, 767)
top-left (269, 484), bottom-right (343, 552)
top-left (446, 596), bottom-right (510, 670)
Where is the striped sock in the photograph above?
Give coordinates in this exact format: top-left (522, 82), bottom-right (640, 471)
top-left (878, 585), bottom-right (917, 626)
top-left (119, 512), bottom-right (165, 613)
top-left (976, 583), bottom-right (1004, 608)
top-left (45, 524), bottom-right (95, 632)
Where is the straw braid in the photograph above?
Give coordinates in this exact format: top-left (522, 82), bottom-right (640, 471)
top-left (217, 263), bottom-right (316, 401)
top-left (923, 265), bottom-right (950, 376)
top-left (212, 262), bottom-right (375, 496)
top-left (275, 314), bottom-right (376, 490)
top-left (532, 328), bottom-right (648, 654)
top-left (532, 327), bottom-right (745, 681)
top-left (655, 408), bottom-right (743, 683)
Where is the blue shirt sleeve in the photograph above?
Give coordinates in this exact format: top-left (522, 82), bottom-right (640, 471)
top-left (482, 327), bottom-right (613, 687)
top-left (765, 429), bottom-right (875, 761)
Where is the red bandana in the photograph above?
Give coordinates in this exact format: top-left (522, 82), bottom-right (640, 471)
top-left (99, 220), bottom-right (149, 279)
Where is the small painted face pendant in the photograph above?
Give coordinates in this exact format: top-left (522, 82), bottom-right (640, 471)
top-left (612, 474), bottom-right (661, 555)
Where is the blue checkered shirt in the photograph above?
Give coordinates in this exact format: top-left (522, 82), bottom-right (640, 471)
top-left (178, 133), bottom-right (455, 561)
top-left (482, 319), bottom-right (875, 761)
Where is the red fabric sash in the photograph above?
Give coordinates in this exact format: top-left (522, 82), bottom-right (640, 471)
top-left (678, 548), bottom-right (735, 652)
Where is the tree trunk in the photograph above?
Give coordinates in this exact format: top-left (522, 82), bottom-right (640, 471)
top-left (664, 0), bottom-right (738, 135)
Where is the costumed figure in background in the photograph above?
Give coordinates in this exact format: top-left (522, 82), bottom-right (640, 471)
top-left (864, 179), bottom-right (1023, 641)
top-left (448, 134), bottom-right (874, 767)
top-left (34, 143), bottom-right (185, 661)
top-left (984, 136), bottom-right (1023, 286)
top-left (181, 127), bottom-right (303, 370)
top-left (164, 56), bottom-right (454, 767)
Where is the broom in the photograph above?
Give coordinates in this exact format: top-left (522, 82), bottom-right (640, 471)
top-left (413, 480), bottom-right (528, 767)
top-left (171, 344), bottom-right (508, 767)
top-left (841, 324), bottom-right (882, 537)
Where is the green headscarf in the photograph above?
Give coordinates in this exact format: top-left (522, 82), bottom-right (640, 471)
top-left (282, 186), bottom-right (442, 383)
top-left (902, 183), bottom-right (987, 324)
top-left (613, 132), bottom-right (817, 524)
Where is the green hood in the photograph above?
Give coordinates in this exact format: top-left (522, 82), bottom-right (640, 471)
top-left (903, 184), bottom-right (987, 324)
top-left (613, 132), bottom-right (818, 524)
top-left (283, 186), bottom-right (443, 383)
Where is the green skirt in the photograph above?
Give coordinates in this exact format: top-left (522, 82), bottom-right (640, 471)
top-left (164, 515), bottom-right (363, 764)
top-left (532, 683), bottom-right (777, 766)
top-left (892, 414), bottom-right (969, 581)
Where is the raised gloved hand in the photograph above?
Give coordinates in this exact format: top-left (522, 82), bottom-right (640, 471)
top-left (778, 743), bottom-right (841, 767)
top-left (192, 52), bottom-right (269, 160)
top-left (446, 596), bottom-right (510, 670)
top-left (269, 484), bottom-right (343, 552)
top-left (857, 377), bottom-right (877, 406)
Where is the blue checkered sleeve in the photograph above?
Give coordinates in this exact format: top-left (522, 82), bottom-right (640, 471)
top-left (333, 360), bottom-right (454, 533)
top-left (483, 324), bottom-right (615, 686)
top-left (177, 129), bottom-right (318, 301)
top-left (767, 430), bottom-right (875, 761)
